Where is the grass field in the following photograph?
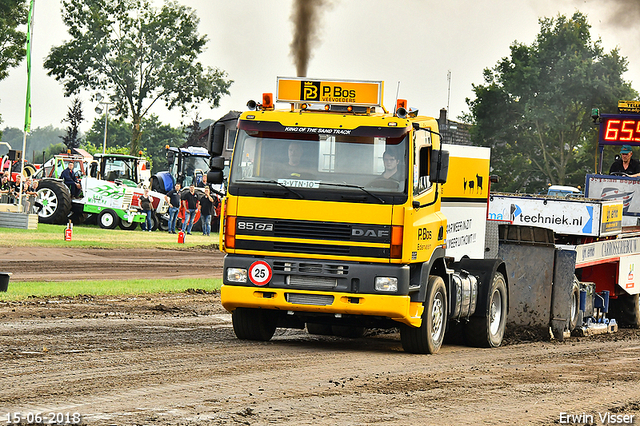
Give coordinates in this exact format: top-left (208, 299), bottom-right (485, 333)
top-left (0, 223), bottom-right (220, 249)
top-left (0, 278), bottom-right (222, 301)
top-left (0, 223), bottom-right (222, 300)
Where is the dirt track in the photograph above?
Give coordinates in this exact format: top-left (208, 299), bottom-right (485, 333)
top-left (1, 248), bottom-right (640, 425)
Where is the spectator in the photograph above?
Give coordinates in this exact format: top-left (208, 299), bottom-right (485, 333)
top-left (164, 182), bottom-right (181, 234)
top-left (196, 173), bottom-right (210, 189)
top-left (181, 183), bottom-right (198, 235)
top-left (139, 187), bottom-right (154, 232)
top-left (609, 145), bottom-right (640, 177)
top-left (24, 178), bottom-right (39, 213)
top-left (61, 161), bottom-right (82, 198)
top-left (199, 186), bottom-right (215, 236)
top-left (10, 174), bottom-right (25, 205)
top-left (0, 172), bottom-right (10, 204)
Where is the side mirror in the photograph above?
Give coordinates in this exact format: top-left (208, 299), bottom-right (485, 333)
top-left (209, 122), bottom-right (225, 157)
top-left (210, 156), bottom-right (225, 170)
top-left (429, 149), bottom-right (449, 184)
top-left (207, 170), bottom-right (223, 184)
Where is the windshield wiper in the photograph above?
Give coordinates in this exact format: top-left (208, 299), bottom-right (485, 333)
top-left (319, 182), bottom-right (385, 203)
top-left (238, 179), bottom-right (304, 199)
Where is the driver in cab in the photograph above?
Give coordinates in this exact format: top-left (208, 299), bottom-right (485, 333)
top-left (283, 142), bottom-right (305, 178)
top-left (610, 145), bottom-right (640, 177)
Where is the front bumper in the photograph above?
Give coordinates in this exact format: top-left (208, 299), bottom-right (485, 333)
top-left (221, 285), bottom-right (424, 327)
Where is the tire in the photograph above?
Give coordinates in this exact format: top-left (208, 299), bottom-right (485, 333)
top-left (119, 219), bottom-right (138, 230)
top-left (98, 209), bottom-right (119, 229)
top-left (464, 272), bottom-right (508, 348)
top-left (610, 294), bottom-right (640, 328)
top-left (306, 323), bottom-right (333, 336)
top-left (158, 217), bottom-right (169, 232)
top-left (332, 325), bottom-right (366, 338)
top-left (22, 163), bottom-right (37, 178)
top-left (36, 180), bottom-right (72, 224)
top-left (400, 275), bottom-right (447, 354)
top-left (139, 212), bottom-right (159, 231)
top-left (569, 278), bottom-right (581, 331)
top-left (150, 176), bottom-right (165, 194)
top-left (232, 308), bottom-right (277, 341)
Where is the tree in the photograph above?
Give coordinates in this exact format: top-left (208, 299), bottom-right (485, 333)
top-left (0, 0), bottom-right (28, 136)
top-left (44, 0), bottom-right (232, 155)
top-left (465, 12), bottom-right (637, 193)
top-left (60, 98), bottom-right (84, 150)
top-left (84, 114), bottom-right (185, 173)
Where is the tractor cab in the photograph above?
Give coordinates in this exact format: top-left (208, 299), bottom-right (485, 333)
top-left (152, 146), bottom-right (211, 193)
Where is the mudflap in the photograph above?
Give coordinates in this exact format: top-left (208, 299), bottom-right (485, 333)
top-left (550, 249), bottom-right (577, 341)
top-left (496, 225), bottom-right (562, 335)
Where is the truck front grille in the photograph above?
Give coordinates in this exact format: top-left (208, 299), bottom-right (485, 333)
top-left (286, 293), bottom-right (334, 306)
top-left (275, 219), bottom-right (351, 240)
top-left (287, 275), bottom-right (337, 289)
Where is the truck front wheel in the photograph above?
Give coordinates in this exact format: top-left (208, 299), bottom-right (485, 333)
top-left (232, 308), bottom-right (277, 341)
top-left (401, 275), bottom-right (447, 354)
top-left (465, 272), bottom-right (507, 348)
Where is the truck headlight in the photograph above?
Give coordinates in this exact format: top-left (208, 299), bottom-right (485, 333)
top-left (375, 277), bottom-right (398, 292)
top-left (227, 268), bottom-right (247, 283)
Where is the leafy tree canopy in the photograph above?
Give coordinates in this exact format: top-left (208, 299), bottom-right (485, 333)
top-left (44, 0), bottom-right (232, 155)
top-left (0, 0), bottom-right (28, 135)
top-left (84, 113), bottom-right (185, 173)
top-left (465, 12), bottom-right (637, 193)
top-left (0, 0), bottom-right (27, 82)
top-left (60, 97), bottom-right (84, 150)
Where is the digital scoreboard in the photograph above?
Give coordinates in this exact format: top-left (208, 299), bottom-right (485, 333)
top-left (601, 116), bottom-right (640, 144)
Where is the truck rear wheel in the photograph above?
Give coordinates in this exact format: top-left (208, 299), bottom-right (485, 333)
top-left (610, 294), bottom-right (640, 328)
top-left (232, 308), bottom-right (277, 341)
top-left (465, 272), bottom-right (507, 348)
top-left (36, 180), bottom-right (72, 224)
top-left (400, 275), bottom-right (447, 354)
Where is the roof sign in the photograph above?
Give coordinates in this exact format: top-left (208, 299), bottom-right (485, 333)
top-left (276, 77), bottom-right (383, 107)
top-left (618, 100), bottom-right (640, 114)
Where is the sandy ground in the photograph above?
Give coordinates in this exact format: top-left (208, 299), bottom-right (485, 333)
top-left (1, 248), bottom-right (640, 425)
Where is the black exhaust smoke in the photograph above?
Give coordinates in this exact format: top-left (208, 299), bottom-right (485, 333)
top-left (290, 0), bottom-right (332, 78)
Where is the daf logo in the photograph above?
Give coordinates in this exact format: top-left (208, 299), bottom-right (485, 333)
top-left (352, 228), bottom-right (389, 238)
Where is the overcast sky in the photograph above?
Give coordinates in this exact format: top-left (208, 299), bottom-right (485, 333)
top-left (1, 0), bottom-right (639, 136)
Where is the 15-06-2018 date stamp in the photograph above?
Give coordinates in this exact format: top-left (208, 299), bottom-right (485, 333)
top-left (5, 412), bottom-right (82, 424)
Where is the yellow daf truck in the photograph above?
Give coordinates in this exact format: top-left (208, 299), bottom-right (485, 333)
top-left (207, 77), bottom-right (508, 354)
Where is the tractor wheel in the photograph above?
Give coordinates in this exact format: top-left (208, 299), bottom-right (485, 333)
top-left (36, 180), bottom-right (72, 224)
top-left (158, 216), bottom-right (169, 232)
top-left (98, 209), bottom-right (119, 229)
top-left (22, 163), bottom-right (37, 178)
top-left (610, 294), bottom-right (640, 328)
top-left (232, 308), bottom-right (277, 341)
top-left (139, 212), bottom-right (159, 231)
top-left (119, 219), bottom-right (138, 230)
top-left (464, 272), bottom-right (508, 348)
top-left (400, 275), bottom-right (447, 354)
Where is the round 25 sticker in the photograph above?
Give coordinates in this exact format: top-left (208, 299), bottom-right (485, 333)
top-left (249, 260), bottom-right (272, 286)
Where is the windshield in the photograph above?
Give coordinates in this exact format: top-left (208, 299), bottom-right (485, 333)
top-left (229, 128), bottom-right (408, 202)
top-left (103, 158), bottom-right (136, 182)
top-left (181, 155), bottom-right (210, 187)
